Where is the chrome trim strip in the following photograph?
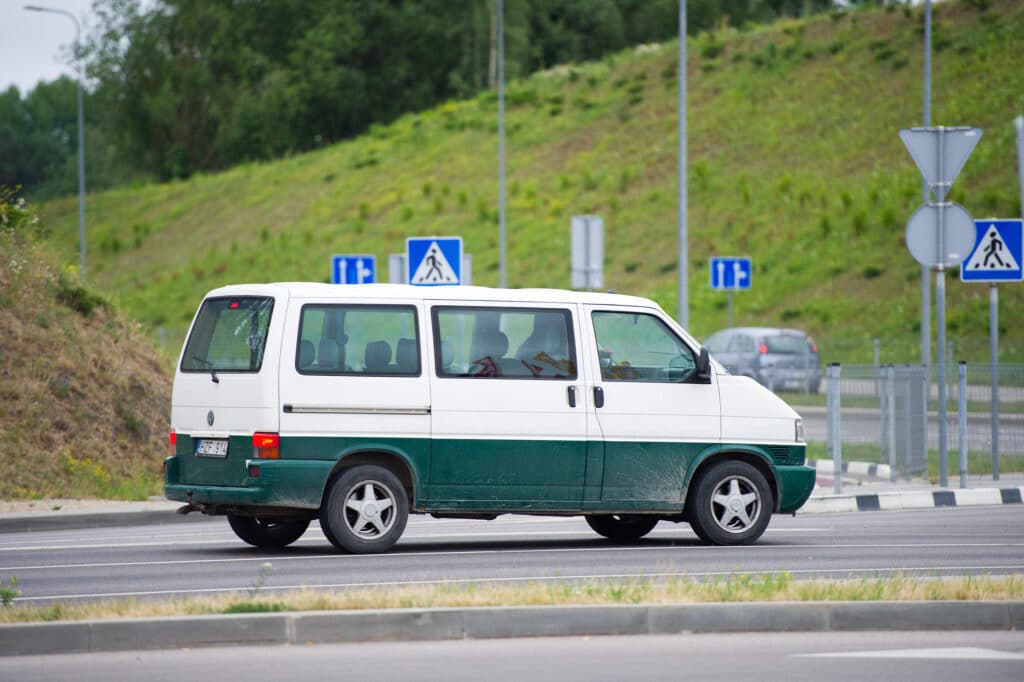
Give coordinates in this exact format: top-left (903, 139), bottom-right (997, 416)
top-left (284, 404), bottom-right (431, 416)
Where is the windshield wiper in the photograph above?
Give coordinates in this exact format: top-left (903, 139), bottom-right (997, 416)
top-left (191, 355), bottom-right (220, 384)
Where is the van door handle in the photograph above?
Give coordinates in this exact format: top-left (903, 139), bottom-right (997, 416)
top-left (593, 386), bottom-right (604, 408)
top-left (567, 386), bottom-right (577, 408)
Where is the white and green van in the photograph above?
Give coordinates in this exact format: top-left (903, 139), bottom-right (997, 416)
top-left (166, 283), bottom-right (814, 552)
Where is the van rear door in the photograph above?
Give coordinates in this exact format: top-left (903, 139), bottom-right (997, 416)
top-left (171, 290), bottom-right (283, 487)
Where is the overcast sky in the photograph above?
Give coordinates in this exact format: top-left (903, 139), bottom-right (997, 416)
top-left (1, 0), bottom-right (99, 95)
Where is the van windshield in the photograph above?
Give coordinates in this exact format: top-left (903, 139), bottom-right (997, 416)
top-left (181, 297), bottom-right (274, 373)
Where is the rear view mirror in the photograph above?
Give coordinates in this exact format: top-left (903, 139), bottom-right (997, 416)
top-left (696, 347), bottom-right (711, 382)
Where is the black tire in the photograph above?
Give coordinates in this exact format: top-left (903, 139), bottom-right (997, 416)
top-left (227, 515), bottom-right (309, 549)
top-left (686, 460), bottom-right (773, 546)
top-left (319, 465), bottom-right (409, 554)
top-left (585, 514), bottom-right (659, 542)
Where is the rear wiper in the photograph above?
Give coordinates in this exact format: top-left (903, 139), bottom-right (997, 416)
top-left (191, 355), bottom-right (220, 384)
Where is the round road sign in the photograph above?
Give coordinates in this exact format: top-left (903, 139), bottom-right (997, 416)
top-left (905, 202), bottom-right (976, 269)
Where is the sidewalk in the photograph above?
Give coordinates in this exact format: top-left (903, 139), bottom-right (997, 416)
top-left (1, 465), bottom-right (1022, 533)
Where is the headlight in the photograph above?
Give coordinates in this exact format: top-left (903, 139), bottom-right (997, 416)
top-left (795, 418), bottom-right (805, 443)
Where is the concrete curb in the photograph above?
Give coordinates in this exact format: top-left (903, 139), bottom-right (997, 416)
top-left (1, 601), bottom-right (1021, 656)
top-left (0, 509), bottom-right (214, 534)
top-left (800, 486), bottom-right (1024, 514)
top-left (810, 458), bottom-right (892, 480)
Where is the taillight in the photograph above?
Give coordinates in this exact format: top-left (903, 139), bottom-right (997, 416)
top-left (169, 430), bottom-right (177, 456)
top-left (759, 344), bottom-right (768, 354)
top-left (253, 432), bottom-right (280, 459)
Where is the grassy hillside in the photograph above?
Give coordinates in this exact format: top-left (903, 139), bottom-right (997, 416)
top-left (39, 1), bottom-right (1024, 363)
top-left (0, 194), bottom-right (170, 499)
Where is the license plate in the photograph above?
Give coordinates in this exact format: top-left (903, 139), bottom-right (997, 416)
top-left (196, 439), bottom-right (229, 458)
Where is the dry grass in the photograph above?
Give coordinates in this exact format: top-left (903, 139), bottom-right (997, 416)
top-left (0, 213), bottom-right (171, 500)
top-left (2, 573), bottom-right (1021, 624)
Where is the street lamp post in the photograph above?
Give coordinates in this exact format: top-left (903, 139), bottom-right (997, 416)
top-left (24, 5), bottom-right (87, 283)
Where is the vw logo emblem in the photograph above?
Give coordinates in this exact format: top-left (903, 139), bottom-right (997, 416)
top-left (207, 410), bottom-right (215, 427)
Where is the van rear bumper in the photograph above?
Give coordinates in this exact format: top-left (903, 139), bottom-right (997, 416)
top-left (775, 464), bottom-right (816, 513)
top-left (164, 456), bottom-right (332, 511)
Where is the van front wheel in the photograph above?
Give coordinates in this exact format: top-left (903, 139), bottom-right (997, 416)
top-left (227, 515), bottom-right (309, 549)
top-left (687, 461), bottom-right (772, 545)
top-left (320, 465), bottom-right (408, 554)
top-left (585, 514), bottom-right (658, 542)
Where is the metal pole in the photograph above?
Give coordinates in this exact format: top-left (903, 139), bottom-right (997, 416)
top-left (887, 365), bottom-right (897, 483)
top-left (935, 128), bottom-right (948, 488)
top-left (828, 364), bottom-right (842, 495)
top-left (958, 361), bottom-right (967, 489)
top-left (496, 0), bottom-right (506, 288)
top-left (726, 290), bottom-right (733, 328)
top-left (920, 0), bottom-right (933, 369)
top-left (991, 284), bottom-right (999, 480)
top-left (1015, 116), bottom-right (1024, 215)
top-left (677, 1), bottom-right (688, 328)
top-left (873, 337), bottom-right (880, 397)
top-left (24, 5), bottom-right (86, 281)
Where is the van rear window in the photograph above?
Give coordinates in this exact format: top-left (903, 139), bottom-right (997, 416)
top-left (181, 297), bottom-right (274, 373)
top-left (763, 335), bottom-right (807, 354)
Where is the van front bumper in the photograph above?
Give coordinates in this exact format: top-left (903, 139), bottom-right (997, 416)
top-left (164, 456), bottom-right (332, 510)
top-left (775, 464), bottom-right (816, 513)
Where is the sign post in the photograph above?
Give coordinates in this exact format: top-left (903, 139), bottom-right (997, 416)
top-left (571, 215), bottom-right (604, 290)
top-left (709, 256), bottom-right (752, 327)
top-left (900, 126), bottom-right (982, 488)
top-left (960, 218), bottom-right (1023, 481)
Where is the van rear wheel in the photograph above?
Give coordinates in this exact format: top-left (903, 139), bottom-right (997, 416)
top-left (227, 515), bottom-right (309, 549)
top-left (687, 460), bottom-right (772, 545)
top-left (320, 465), bottom-right (408, 554)
top-left (585, 514), bottom-right (659, 542)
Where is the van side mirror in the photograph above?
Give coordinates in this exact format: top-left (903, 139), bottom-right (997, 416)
top-left (696, 347), bottom-right (711, 383)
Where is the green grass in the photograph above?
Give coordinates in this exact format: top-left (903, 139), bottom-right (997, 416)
top-left (35, 1), bottom-right (1024, 365)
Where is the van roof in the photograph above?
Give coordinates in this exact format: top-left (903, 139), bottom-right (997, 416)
top-left (201, 282), bottom-right (663, 309)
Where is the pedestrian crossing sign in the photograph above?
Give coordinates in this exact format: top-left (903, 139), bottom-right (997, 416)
top-left (407, 236), bottom-right (463, 286)
top-left (960, 219), bottom-right (1023, 283)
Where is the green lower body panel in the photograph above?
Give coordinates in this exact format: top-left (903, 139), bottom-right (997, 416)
top-left (775, 465), bottom-right (816, 513)
top-left (165, 434), bottom-right (815, 516)
top-left (165, 458), bottom-right (335, 510)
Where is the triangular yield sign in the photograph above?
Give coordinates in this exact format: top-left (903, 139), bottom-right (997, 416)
top-left (964, 224), bottom-right (1021, 272)
top-left (410, 241), bottom-right (458, 284)
top-left (899, 127), bottom-right (982, 200)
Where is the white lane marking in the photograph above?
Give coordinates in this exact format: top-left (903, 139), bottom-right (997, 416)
top-left (13, 565), bottom-right (1024, 603)
top-left (797, 648), bottom-right (1024, 661)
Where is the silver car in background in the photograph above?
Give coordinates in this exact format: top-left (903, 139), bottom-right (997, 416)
top-left (705, 327), bottom-right (821, 393)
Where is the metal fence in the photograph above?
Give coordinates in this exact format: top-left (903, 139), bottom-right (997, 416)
top-left (818, 363), bottom-right (1024, 491)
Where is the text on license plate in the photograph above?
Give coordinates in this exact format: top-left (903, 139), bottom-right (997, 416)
top-left (196, 439), bottom-right (229, 457)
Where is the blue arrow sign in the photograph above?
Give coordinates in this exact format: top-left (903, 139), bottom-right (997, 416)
top-left (407, 237), bottom-right (462, 286)
top-left (709, 257), bottom-right (752, 290)
top-left (960, 220), bottom-right (1023, 283)
top-left (332, 254), bottom-right (376, 284)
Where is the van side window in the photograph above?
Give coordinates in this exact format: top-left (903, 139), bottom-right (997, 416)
top-left (591, 311), bottom-right (696, 383)
top-left (181, 296), bottom-right (274, 373)
top-left (297, 304), bottom-right (419, 376)
top-left (433, 307), bottom-right (576, 379)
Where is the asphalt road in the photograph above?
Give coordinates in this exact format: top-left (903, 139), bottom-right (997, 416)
top-left (2, 506), bottom-right (1022, 605)
top-left (3, 631), bottom-right (1022, 682)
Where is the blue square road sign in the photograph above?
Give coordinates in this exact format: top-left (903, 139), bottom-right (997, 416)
top-left (960, 219), bottom-right (1023, 283)
top-left (407, 237), bottom-right (463, 286)
top-left (709, 257), bottom-right (752, 290)
top-left (332, 254), bottom-right (376, 284)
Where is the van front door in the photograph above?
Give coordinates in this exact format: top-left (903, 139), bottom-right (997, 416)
top-left (583, 306), bottom-right (720, 510)
top-left (427, 305), bottom-right (587, 510)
